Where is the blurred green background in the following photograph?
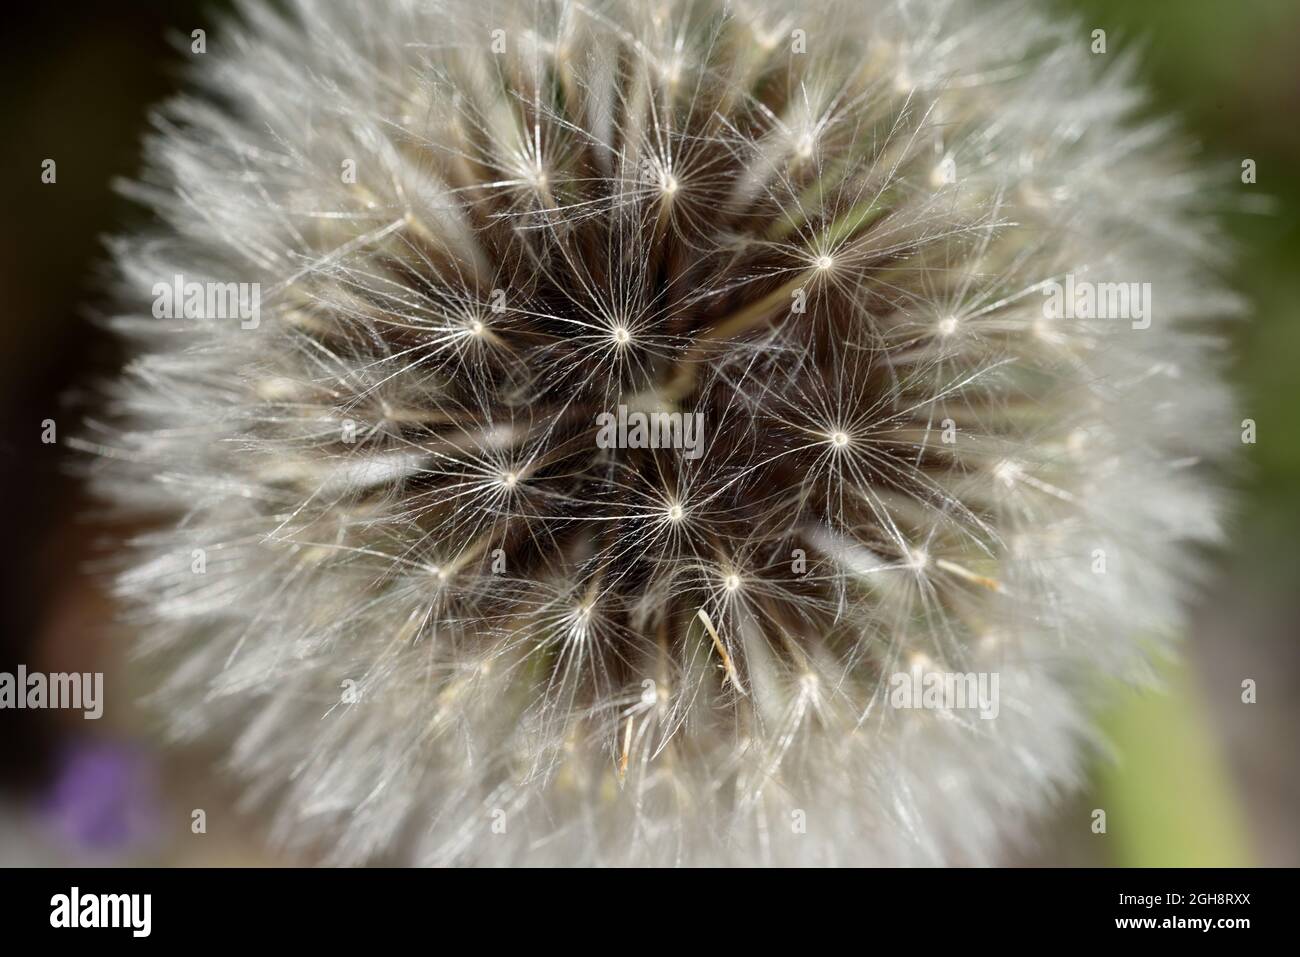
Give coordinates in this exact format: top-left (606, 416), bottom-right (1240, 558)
top-left (0, 0), bottom-right (1296, 865)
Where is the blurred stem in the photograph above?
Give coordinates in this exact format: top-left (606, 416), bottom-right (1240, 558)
top-left (1097, 658), bottom-right (1254, 866)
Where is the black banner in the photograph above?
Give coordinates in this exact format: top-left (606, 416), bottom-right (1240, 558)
top-left (0, 867), bottom-right (1276, 942)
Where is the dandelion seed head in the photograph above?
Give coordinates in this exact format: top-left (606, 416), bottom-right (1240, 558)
top-left (88, 0), bottom-right (1239, 866)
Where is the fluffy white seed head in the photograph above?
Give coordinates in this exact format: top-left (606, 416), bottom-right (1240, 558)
top-left (89, 0), bottom-right (1237, 865)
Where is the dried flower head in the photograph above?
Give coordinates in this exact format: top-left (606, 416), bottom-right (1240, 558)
top-left (86, 0), bottom-right (1237, 865)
